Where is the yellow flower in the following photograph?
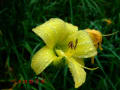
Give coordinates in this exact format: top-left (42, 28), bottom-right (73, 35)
top-left (85, 28), bottom-right (103, 64)
top-left (31, 18), bottom-right (97, 88)
top-left (85, 28), bottom-right (103, 50)
top-left (103, 19), bottom-right (112, 25)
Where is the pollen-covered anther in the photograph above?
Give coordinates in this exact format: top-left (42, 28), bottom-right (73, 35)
top-left (68, 39), bottom-right (78, 49)
top-left (68, 41), bottom-right (74, 49)
top-left (74, 38), bottom-right (78, 49)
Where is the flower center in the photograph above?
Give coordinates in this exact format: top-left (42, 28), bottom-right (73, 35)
top-left (55, 38), bottom-right (78, 59)
top-left (65, 38), bottom-right (78, 57)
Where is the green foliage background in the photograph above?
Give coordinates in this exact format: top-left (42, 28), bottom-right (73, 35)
top-left (0, 0), bottom-right (120, 90)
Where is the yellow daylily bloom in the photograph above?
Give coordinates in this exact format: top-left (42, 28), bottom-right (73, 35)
top-left (85, 28), bottom-right (103, 64)
top-left (85, 28), bottom-right (103, 50)
top-left (103, 19), bottom-right (112, 25)
top-left (85, 28), bottom-right (118, 64)
top-left (31, 18), bottom-right (97, 88)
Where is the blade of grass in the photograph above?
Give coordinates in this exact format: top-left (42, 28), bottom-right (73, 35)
top-left (9, 32), bottom-right (31, 89)
top-left (95, 56), bottom-right (116, 90)
top-left (102, 45), bottom-right (120, 61)
top-left (63, 65), bottom-right (68, 89)
top-left (69, 0), bottom-right (74, 24)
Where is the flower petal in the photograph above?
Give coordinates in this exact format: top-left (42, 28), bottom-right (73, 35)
top-left (32, 18), bottom-right (78, 48)
top-left (67, 58), bottom-right (86, 88)
top-left (65, 22), bottom-right (78, 34)
top-left (31, 46), bottom-right (56, 75)
top-left (56, 22), bottom-right (78, 50)
top-left (65, 30), bottom-right (97, 58)
top-left (32, 18), bottom-right (65, 48)
top-left (73, 57), bottom-right (85, 66)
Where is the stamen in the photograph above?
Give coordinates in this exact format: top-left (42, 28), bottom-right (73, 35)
top-left (82, 66), bottom-right (99, 70)
top-left (91, 57), bottom-right (95, 64)
top-left (99, 42), bottom-right (103, 50)
top-left (68, 41), bottom-right (74, 49)
top-left (80, 64), bottom-right (99, 70)
top-left (68, 39), bottom-right (78, 49)
top-left (102, 31), bottom-right (119, 36)
top-left (74, 39), bottom-right (78, 49)
top-left (68, 41), bottom-right (72, 48)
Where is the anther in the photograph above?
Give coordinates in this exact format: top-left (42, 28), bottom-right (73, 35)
top-left (68, 41), bottom-right (72, 48)
top-left (74, 39), bottom-right (78, 49)
top-left (68, 41), bottom-right (74, 49)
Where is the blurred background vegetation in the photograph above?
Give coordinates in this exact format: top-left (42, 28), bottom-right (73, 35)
top-left (0, 0), bottom-right (120, 90)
